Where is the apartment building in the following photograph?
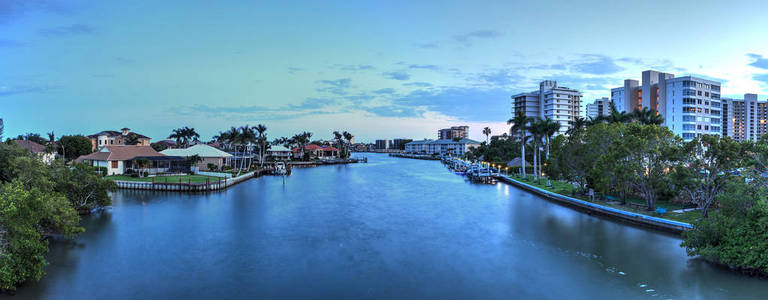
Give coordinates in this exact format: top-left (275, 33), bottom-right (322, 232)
top-left (437, 126), bottom-right (469, 140)
top-left (722, 94), bottom-right (768, 142)
top-left (586, 97), bottom-right (612, 119)
top-left (375, 139), bottom-right (390, 150)
top-left (610, 70), bottom-right (722, 141)
top-left (511, 80), bottom-right (582, 136)
top-left (88, 127), bottom-right (151, 151)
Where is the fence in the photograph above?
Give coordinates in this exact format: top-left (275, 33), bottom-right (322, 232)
top-left (113, 171), bottom-right (257, 192)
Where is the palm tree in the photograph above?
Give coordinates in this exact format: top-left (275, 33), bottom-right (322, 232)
top-left (169, 128), bottom-right (184, 147)
top-left (541, 118), bottom-right (561, 186)
top-left (253, 124), bottom-right (268, 166)
top-left (169, 127), bottom-right (200, 148)
top-left (566, 117), bottom-right (587, 136)
top-left (343, 131), bottom-right (354, 159)
top-left (238, 125), bottom-right (255, 173)
top-left (482, 127), bottom-right (491, 144)
top-left (607, 102), bottom-right (630, 124)
top-left (293, 132), bottom-right (312, 160)
top-left (508, 111), bottom-right (530, 178)
top-left (528, 118), bottom-right (547, 182)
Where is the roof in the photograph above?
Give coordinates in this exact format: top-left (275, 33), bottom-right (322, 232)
top-left (293, 144), bottom-right (325, 152)
top-left (323, 146), bottom-right (339, 151)
top-left (160, 144), bottom-right (233, 158)
top-left (88, 130), bottom-right (150, 139)
top-left (12, 139), bottom-right (47, 153)
top-left (507, 157), bottom-right (531, 167)
top-left (406, 138), bottom-right (481, 145)
top-left (75, 145), bottom-right (164, 162)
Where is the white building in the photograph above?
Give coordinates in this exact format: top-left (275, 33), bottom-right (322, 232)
top-left (586, 97), bottom-right (612, 119)
top-left (722, 94), bottom-right (768, 142)
top-left (512, 80), bottom-right (582, 136)
top-left (610, 70), bottom-right (722, 141)
top-left (404, 138), bottom-right (481, 156)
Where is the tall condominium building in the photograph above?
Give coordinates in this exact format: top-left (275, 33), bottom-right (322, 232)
top-left (610, 70), bottom-right (721, 141)
top-left (374, 139), bottom-right (390, 150)
top-left (511, 80), bottom-right (582, 136)
top-left (586, 97), bottom-right (612, 119)
top-left (722, 94), bottom-right (768, 142)
top-left (437, 126), bottom-right (469, 140)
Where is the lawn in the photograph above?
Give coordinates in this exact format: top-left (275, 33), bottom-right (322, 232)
top-left (107, 175), bottom-right (225, 184)
top-left (506, 174), bottom-right (701, 223)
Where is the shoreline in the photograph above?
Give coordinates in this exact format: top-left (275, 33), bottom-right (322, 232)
top-left (388, 153), bottom-right (441, 160)
top-left (494, 174), bottom-right (693, 234)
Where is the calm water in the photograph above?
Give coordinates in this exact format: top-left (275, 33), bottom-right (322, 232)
top-left (5, 153), bottom-right (768, 299)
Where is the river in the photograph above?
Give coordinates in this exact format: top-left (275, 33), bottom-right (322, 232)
top-left (5, 153), bottom-right (768, 299)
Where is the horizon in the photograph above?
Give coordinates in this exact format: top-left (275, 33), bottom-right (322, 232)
top-left (2, 0), bottom-right (768, 142)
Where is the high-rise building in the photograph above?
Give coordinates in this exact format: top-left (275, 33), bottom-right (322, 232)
top-left (586, 97), bottom-right (612, 119)
top-left (511, 80), bottom-right (582, 136)
top-left (374, 139), bottom-right (390, 150)
top-left (722, 94), bottom-right (768, 142)
top-left (610, 70), bottom-right (722, 141)
top-left (437, 126), bottom-right (469, 140)
top-left (391, 138), bottom-right (411, 150)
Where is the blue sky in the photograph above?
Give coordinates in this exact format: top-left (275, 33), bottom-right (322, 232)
top-left (2, 0), bottom-right (768, 142)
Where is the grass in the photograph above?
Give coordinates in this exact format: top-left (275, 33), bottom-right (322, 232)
top-left (107, 174), bottom-right (225, 184)
top-left (505, 173), bottom-right (701, 224)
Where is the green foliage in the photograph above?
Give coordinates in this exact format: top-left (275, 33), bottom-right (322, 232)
top-left (0, 181), bottom-right (83, 290)
top-left (682, 176), bottom-right (768, 274)
top-left (468, 138), bottom-right (521, 164)
top-left (57, 135), bottom-right (92, 161)
top-left (50, 162), bottom-right (117, 213)
top-left (150, 142), bottom-right (169, 152)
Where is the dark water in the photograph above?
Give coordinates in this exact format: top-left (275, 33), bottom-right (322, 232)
top-left (5, 153), bottom-right (768, 299)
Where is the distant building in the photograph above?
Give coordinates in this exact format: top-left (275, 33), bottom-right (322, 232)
top-left (11, 139), bottom-right (56, 164)
top-left (512, 80), bottom-right (582, 136)
top-left (292, 144), bottom-right (339, 160)
top-left (160, 144), bottom-right (233, 171)
top-left (391, 138), bottom-right (412, 150)
top-left (88, 128), bottom-right (151, 151)
top-left (76, 145), bottom-right (187, 175)
top-left (437, 126), bottom-right (469, 140)
top-left (610, 70), bottom-right (722, 141)
top-left (722, 94), bottom-right (768, 142)
top-left (267, 146), bottom-right (293, 161)
top-left (404, 138), bottom-right (481, 156)
top-left (586, 97), bottom-right (612, 119)
top-left (375, 139), bottom-right (390, 150)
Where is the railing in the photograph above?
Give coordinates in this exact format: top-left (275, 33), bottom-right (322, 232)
top-left (112, 171), bottom-right (258, 192)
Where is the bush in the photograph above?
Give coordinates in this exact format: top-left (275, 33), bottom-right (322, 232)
top-left (142, 171), bottom-right (149, 177)
top-left (95, 166), bottom-right (108, 176)
top-left (131, 173), bottom-right (139, 178)
top-left (125, 169), bottom-right (134, 175)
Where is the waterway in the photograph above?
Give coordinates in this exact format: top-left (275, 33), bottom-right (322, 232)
top-left (5, 153), bottom-right (768, 299)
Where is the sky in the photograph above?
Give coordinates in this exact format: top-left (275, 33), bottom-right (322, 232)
top-left (2, 0), bottom-right (768, 143)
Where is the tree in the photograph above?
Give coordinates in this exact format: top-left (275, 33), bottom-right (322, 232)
top-left (169, 127), bottom-right (200, 148)
top-left (57, 135), bottom-right (92, 161)
top-left (20, 133), bottom-right (48, 145)
top-left (528, 118), bottom-right (546, 181)
top-left (187, 154), bottom-right (202, 171)
top-left (630, 107), bottom-right (664, 125)
top-left (622, 124), bottom-right (681, 210)
top-left (343, 131), bottom-right (354, 159)
top-left (45, 131), bottom-right (56, 154)
top-left (133, 158), bottom-right (151, 177)
top-left (124, 134), bottom-right (140, 145)
top-left (253, 124), bottom-right (268, 166)
top-left (0, 118), bottom-right (4, 140)
top-left (0, 181), bottom-right (83, 290)
top-left (541, 118), bottom-right (561, 186)
top-left (566, 117), bottom-right (587, 136)
top-left (674, 135), bottom-right (741, 217)
top-left (482, 127), bottom-right (491, 144)
top-left (508, 111), bottom-right (530, 178)
top-left (50, 162), bottom-right (118, 214)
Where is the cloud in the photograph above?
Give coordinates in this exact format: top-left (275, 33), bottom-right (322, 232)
top-left (0, 39), bottom-right (24, 47)
top-left (453, 30), bottom-right (503, 45)
top-left (288, 67), bottom-right (304, 73)
top-left (372, 88), bottom-right (396, 95)
top-left (404, 82), bottom-right (432, 87)
top-left (178, 98), bottom-right (339, 121)
top-left (365, 106), bottom-right (422, 118)
top-left (478, 69), bottom-right (524, 86)
top-left (388, 87), bottom-right (513, 121)
top-left (338, 64), bottom-right (375, 71)
top-left (316, 78), bottom-right (352, 95)
top-left (383, 71), bottom-right (410, 81)
top-left (408, 64), bottom-right (439, 71)
top-left (0, 1), bottom-right (72, 24)
top-left (0, 85), bottom-right (58, 97)
top-left (416, 42), bottom-right (439, 49)
top-left (748, 53), bottom-right (768, 69)
top-left (570, 54), bottom-right (623, 75)
top-left (753, 73), bottom-right (768, 86)
top-left (39, 24), bottom-right (95, 36)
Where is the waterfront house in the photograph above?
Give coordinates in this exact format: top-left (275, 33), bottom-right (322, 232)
top-left (267, 145), bottom-right (292, 161)
top-left (160, 144), bottom-right (233, 171)
top-left (11, 139), bottom-right (56, 164)
top-left (404, 138), bottom-right (480, 156)
top-left (292, 144), bottom-right (339, 160)
top-left (76, 145), bottom-right (188, 175)
top-left (88, 128), bottom-right (151, 151)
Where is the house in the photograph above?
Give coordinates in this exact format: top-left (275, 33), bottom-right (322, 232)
top-left (292, 144), bottom-right (339, 160)
top-left (88, 128), bottom-right (151, 151)
top-left (267, 145), bottom-right (292, 161)
top-left (404, 138), bottom-right (481, 156)
top-left (12, 139), bottom-right (56, 164)
top-left (160, 144), bottom-right (232, 171)
top-left (76, 145), bottom-right (188, 175)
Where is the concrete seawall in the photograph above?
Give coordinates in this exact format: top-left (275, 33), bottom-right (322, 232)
top-left (113, 171), bottom-right (258, 192)
top-left (495, 175), bottom-right (693, 234)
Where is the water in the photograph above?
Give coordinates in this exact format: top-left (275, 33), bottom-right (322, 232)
top-left (5, 153), bottom-right (768, 299)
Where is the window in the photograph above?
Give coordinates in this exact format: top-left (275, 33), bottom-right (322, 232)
top-left (111, 161), bottom-right (118, 168)
top-left (698, 91), bottom-right (702, 96)
top-left (110, 140), bottom-right (113, 144)
top-left (683, 115), bottom-right (696, 122)
top-left (683, 124), bottom-right (696, 130)
top-left (705, 92), bottom-right (709, 97)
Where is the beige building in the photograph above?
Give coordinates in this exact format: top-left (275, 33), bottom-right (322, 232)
top-left (512, 80), bottom-right (582, 136)
top-left (722, 94), bottom-right (768, 142)
top-left (88, 128), bottom-right (151, 151)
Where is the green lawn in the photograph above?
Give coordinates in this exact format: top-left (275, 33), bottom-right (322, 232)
top-left (506, 174), bottom-right (701, 223)
top-left (107, 175), bottom-right (225, 184)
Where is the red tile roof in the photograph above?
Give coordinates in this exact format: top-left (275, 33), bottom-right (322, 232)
top-left (323, 146), bottom-right (339, 151)
top-left (75, 145), bottom-right (164, 162)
